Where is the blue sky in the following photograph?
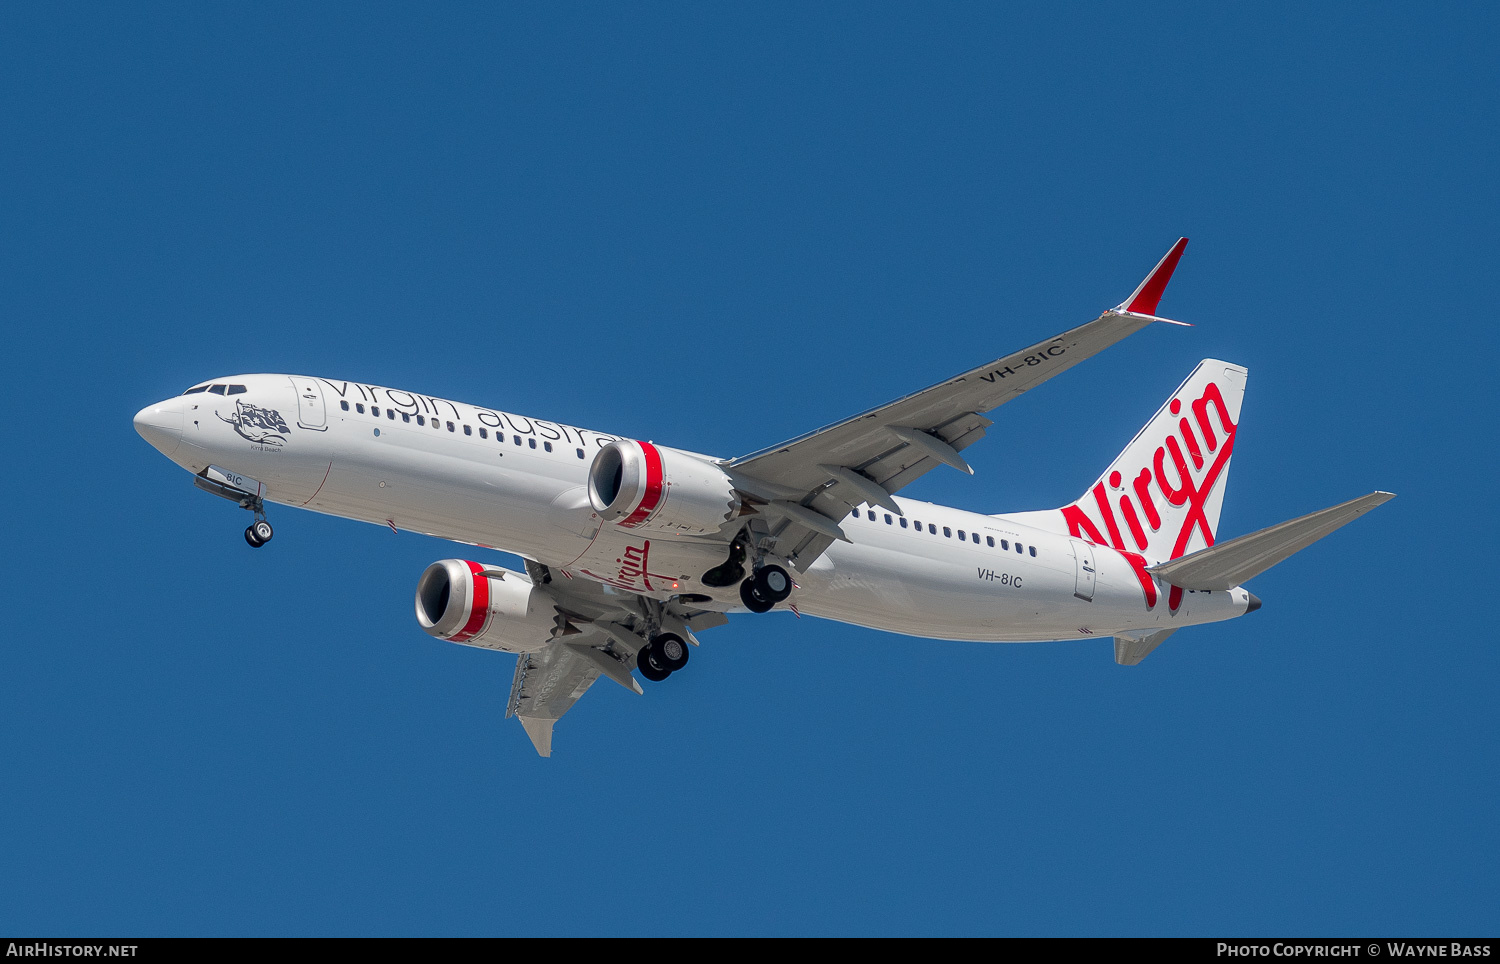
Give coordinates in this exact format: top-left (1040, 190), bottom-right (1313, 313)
top-left (2, 3), bottom-right (1495, 936)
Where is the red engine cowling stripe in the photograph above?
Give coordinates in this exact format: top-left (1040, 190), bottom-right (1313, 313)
top-left (619, 440), bottom-right (664, 528)
top-left (451, 560), bottom-right (490, 641)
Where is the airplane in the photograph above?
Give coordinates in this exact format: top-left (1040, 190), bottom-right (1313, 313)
top-left (133, 239), bottom-right (1393, 756)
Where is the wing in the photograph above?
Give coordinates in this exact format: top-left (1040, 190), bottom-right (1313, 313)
top-left (726, 239), bottom-right (1191, 570)
top-left (504, 561), bottom-right (728, 756)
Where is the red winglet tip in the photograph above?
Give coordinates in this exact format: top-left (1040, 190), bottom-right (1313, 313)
top-left (1121, 237), bottom-right (1188, 316)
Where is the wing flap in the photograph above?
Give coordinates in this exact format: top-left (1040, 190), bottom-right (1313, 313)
top-left (1149, 491), bottom-right (1395, 590)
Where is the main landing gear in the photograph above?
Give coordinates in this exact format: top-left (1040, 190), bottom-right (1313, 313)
top-left (637, 633), bottom-right (689, 683)
top-left (739, 565), bottom-right (792, 614)
top-left (703, 530), bottom-right (795, 613)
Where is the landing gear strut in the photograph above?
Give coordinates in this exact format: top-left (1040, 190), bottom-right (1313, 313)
top-left (739, 565), bottom-right (792, 613)
top-left (243, 504), bottom-right (273, 548)
top-left (636, 633), bottom-right (689, 682)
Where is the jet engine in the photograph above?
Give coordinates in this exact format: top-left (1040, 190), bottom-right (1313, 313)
top-left (414, 560), bottom-right (557, 653)
top-left (587, 440), bottom-right (740, 536)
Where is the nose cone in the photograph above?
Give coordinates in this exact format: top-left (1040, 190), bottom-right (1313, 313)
top-left (134, 399), bottom-right (184, 459)
top-left (1245, 592), bottom-right (1262, 614)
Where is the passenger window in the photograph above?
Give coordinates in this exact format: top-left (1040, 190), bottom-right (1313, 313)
top-left (416, 415), bottom-right (425, 426)
top-left (851, 509), bottom-right (860, 518)
top-left (433, 419), bottom-right (440, 430)
top-left (227, 385), bottom-right (247, 395)
top-left (372, 406), bottom-right (379, 417)
top-left (208, 385), bottom-right (226, 395)
top-left (479, 428), bottom-right (487, 439)
top-left (958, 529), bottom-right (966, 540)
top-left (386, 410), bottom-right (394, 420)
top-left (943, 527), bottom-right (952, 538)
top-left (576, 448), bottom-right (585, 459)
top-left (868, 510), bottom-right (876, 521)
top-left (529, 438), bottom-right (536, 449)
top-left (900, 518), bottom-right (908, 528)
top-left (884, 514), bottom-right (892, 524)
top-left (340, 400), bottom-right (350, 411)
top-left (1029, 546), bottom-right (1037, 557)
top-left (356, 403), bottom-right (365, 414)
top-left (972, 532), bottom-right (980, 544)
top-left (928, 524), bottom-right (936, 534)
top-left (1001, 540), bottom-right (1009, 550)
top-left (402, 413), bottom-right (411, 423)
top-left (447, 421), bottom-right (455, 432)
top-left (1016, 543), bottom-right (1023, 554)
top-left (463, 425), bottom-right (471, 436)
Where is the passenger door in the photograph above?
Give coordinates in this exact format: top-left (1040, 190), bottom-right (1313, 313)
top-left (290, 376), bottom-right (327, 431)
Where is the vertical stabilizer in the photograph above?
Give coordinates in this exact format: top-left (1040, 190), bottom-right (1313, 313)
top-left (1062, 360), bottom-right (1247, 564)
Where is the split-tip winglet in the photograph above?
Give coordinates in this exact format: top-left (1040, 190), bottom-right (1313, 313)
top-left (1116, 237), bottom-right (1189, 316)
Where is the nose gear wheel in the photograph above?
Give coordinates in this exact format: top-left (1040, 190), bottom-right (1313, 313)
top-left (243, 504), bottom-right (274, 548)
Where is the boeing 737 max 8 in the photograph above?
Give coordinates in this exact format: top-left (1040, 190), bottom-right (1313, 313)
top-left (133, 239), bottom-right (1393, 755)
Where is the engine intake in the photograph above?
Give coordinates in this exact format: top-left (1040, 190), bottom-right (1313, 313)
top-left (414, 560), bottom-right (557, 653)
top-left (587, 440), bottom-right (740, 536)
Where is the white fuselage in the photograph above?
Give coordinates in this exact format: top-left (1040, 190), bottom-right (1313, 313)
top-left (134, 374), bottom-right (1251, 643)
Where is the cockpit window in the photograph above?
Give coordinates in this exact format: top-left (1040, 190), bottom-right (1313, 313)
top-left (208, 384), bottom-right (227, 395)
top-left (183, 385), bottom-right (209, 394)
top-left (227, 384), bottom-right (247, 395)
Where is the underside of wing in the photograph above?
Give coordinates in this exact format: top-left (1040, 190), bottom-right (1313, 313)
top-left (506, 644), bottom-right (601, 757)
top-left (501, 561), bottom-right (728, 756)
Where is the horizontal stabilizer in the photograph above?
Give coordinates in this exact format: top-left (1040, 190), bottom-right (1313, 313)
top-left (1114, 629), bottom-right (1176, 666)
top-left (1149, 491), bottom-right (1395, 590)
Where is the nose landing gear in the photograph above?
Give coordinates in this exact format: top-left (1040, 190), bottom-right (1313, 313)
top-left (194, 467), bottom-right (276, 548)
top-left (240, 495), bottom-right (274, 548)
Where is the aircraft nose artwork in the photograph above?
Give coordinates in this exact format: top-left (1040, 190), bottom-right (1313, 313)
top-left (133, 400), bottom-right (184, 458)
top-left (216, 398), bottom-right (292, 446)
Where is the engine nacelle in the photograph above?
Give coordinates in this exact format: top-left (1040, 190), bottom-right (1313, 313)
top-left (587, 439), bottom-right (740, 536)
top-left (414, 560), bottom-right (557, 654)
